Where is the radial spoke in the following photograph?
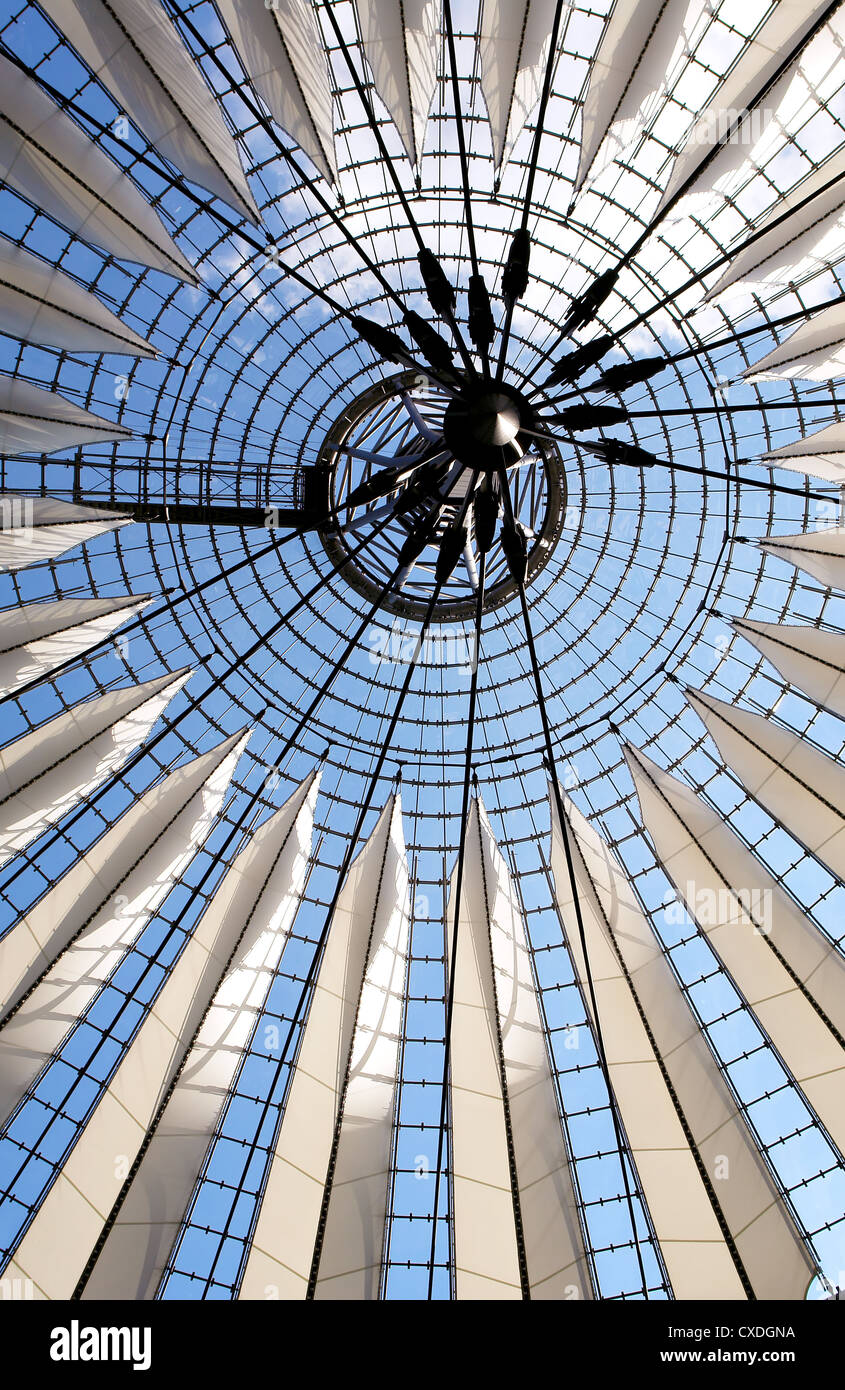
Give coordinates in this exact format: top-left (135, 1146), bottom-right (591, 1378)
top-left (495, 0), bottom-right (567, 382)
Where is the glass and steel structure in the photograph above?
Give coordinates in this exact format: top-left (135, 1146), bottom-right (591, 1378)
top-left (0, 0), bottom-right (843, 1301)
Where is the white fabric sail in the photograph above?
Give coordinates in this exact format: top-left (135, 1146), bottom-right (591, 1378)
top-left (479, 0), bottom-right (561, 173)
top-left (449, 796), bottom-right (592, 1300)
top-left (626, 744), bottom-right (845, 1159)
top-left (574, 0), bottom-right (693, 195)
top-left (0, 376), bottom-right (131, 457)
top-left (732, 618), bottom-right (845, 720)
top-left (357, 0), bottom-right (439, 168)
top-left (656, 1), bottom-right (833, 214)
top-left (0, 495), bottom-right (131, 572)
top-left (80, 768), bottom-right (319, 1301)
top-left (0, 670), bottom-right (192, 1018)
top-left (313, 796), bottom-right (411, 1301)
top-left (240, 794), bottom-right (410, 1300)
top-left (0, 729), bottom-right (249, 1149)
top-left (448, 798), bottom-right (521, 1300)
top-left (759, 526), bottom-right (845, 591)
top-left (0, 669), bottom-right (188, 870)
top-left (549, 784), bottom-right (815, 1299)
top-left (706, 144), bottom-right (845, 301)
top-left (0, 238), bottom-right (154, 356)
top-left (0, 594), bottom-right (149, 695)
top-left (744, 300), bottom-right (845, 383)
top-left (686, 687), bottom-right (845, 887)
top-left (12, 769), bottom-right (319, 1303)
top-left (761, 420), bottom-right (845, 484)
top-left (38, 0), bottom-right (257, 221)
top-left (0, 52), bottom-right (196, 281)
top-left (215, 0), bottom-right (336, 184)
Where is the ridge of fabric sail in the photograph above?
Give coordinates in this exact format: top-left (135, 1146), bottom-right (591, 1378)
top-left (0, 238), bottom-right (154, 357)
top-left (448, 796), bottom-right (592, 1300)
top-left (0, 728), bottom-right (250, 1152)
top-left (215, 0), bottom-right (336, 185)
top-left (732, 618), bottom-right (845, 720)
top-left (80, 768), bottom-right (319, 1301)
top-left (15, 768), bottom-right (320, 1303)
top-left (0, 594), bottom-right (150, 696)
top-left (574, 0), bottom-right (693, 196)
top-left (479, 0), bottom-right (562, 174)
top-left (705, 143), bottom-right (845, 302)
top-left (655, 1), bottom-right (834, 215)
top-left (37, 0), bottom-right (258, 222)
top-left (760, 420), bottom-right (845, 484)
top-left (0, 376), bottom-right (132, 456)
top-left (0, 52), bottom-right (197, 282)
top-left (356, 0), bottom-right (439, 168)
top-left (759, 526), bottom-right (845, 591)
top-left (0, 668), bottom-right (189, 871)
top-left (0, 495), bottom-right (132, 572)
top-left (239, 794), bottom-right (410, 1300)
top-left (686, 687), bottom-right (845, 887)
top-left (549, 783), bottom-right (815, 1299)
top-left (626, 743), bottom-right (845, 1160)
top-left (744, 300), bottom-right (845, 383)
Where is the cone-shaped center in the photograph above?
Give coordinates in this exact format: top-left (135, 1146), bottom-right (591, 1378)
top-left (444, 383), bottom-right (526, 469)
top-left (471, 391), bottom-right (520, 446)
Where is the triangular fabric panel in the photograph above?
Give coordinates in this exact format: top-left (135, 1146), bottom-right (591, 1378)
top-left (357, 0), bottom-right (439, 168)
top-left (312, 796), bottom-right (411, 1300)
top-left (732, 618), bottom-right (845, 720)
top-left (761, 420), bottom-right (845, 484)
top-left (0, 723), bottom-right (241, 1025)
top-left (0, 495), bottom-right (132, 572)
top-left (0, 669), bottom-right (188, 871)
top-left (745, 300), bottom-right (845, 383)
top-left (759, 526), bottom-right (845, 591)
top-left (549, 784), bottom-right (814, 1299)
top-left (626, 744), bottom-right (845, 1159)
top-left (447, 797), bottom-right (520, 1299)
top-left (0, 376), bottom-right (131, 457)
top-left (215, 0), bottom-right (336, 184)
top-left (0, 595), bottom-right (149, 695)
top-left (686, 687), bottom-right (845, 887)
top-left (38, 0), bottom-right (258, 221)
top-left (0, 52), bottom-right (196, 281)
top-left (240, 794), bottom-right (410, 1300)
top-left (449, 797), bottom-right (592, 1300)
top-left (479, 0), bottom-right (561, 173)
top-left (0, 729), bottom-right (249, 1150)
top-left (0, 238), bottom-right (154, 356)
top-left (574, 0), bottom-right (693, 195)
top-left (706, 144), bottom-right (845, 301)
top-left (17, 769), bottom-right (319, 1302)
top-left (656, 0), bottom-right (833, 214)
top-left (80, 768), bottom-right (319, 1300)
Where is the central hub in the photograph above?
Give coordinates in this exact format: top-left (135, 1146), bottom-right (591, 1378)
top-left (315, 373), bottom-right (563, 621)
top-left (444, 380), bottom-right (531, 469)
